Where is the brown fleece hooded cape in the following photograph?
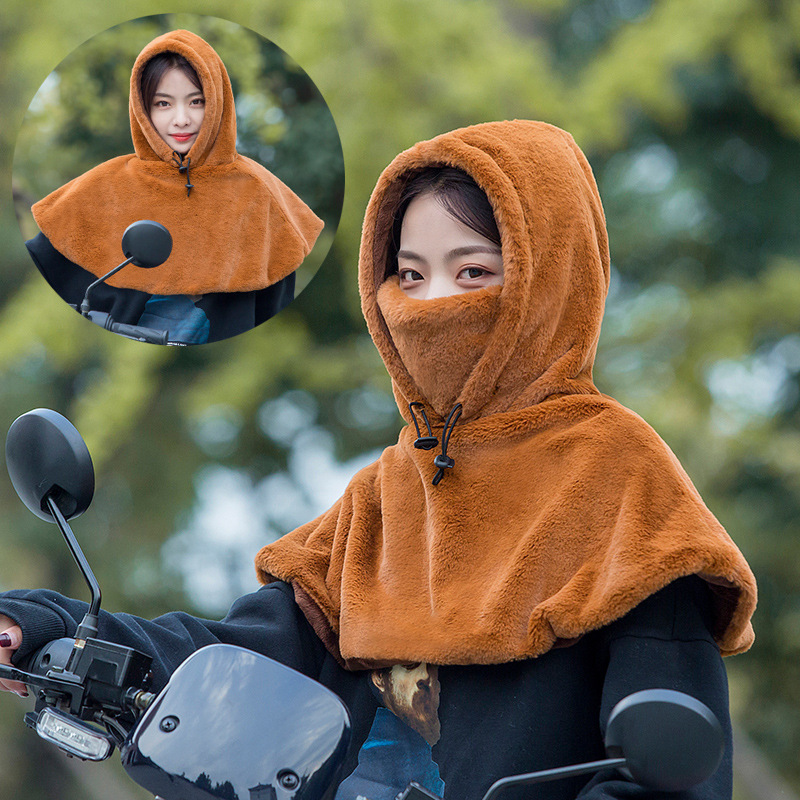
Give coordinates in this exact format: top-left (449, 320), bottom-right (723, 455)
top-left (32, 30), bottom-right (323, 295)
top-left (256, 120), bottom-right (756, 670)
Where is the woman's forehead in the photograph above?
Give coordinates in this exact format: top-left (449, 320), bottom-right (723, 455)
top-left (399, 194), bottom-right (501, 255)
top-left (154, 67), bottom-right (202, 92)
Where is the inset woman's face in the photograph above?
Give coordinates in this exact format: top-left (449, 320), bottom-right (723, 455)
top-left (148, 67), bottom-right (205, 155)
top-left (398, 193), bottom-right (504, 300)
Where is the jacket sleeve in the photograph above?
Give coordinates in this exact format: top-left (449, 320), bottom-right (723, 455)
top-left (576, 576), bottom-right (734, 800)
top-left (26, 232), bottom-right (152, 322)
top-left (0, 581), bottom-right (326, 691)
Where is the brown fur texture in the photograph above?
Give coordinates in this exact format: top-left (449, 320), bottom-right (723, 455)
top-left (256, 120), bottom-right (756, 669)
top-left (32, 30), bottom-right (323, 295)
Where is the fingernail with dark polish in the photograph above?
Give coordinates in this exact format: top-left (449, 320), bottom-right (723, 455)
top-left (0, 633), bottom-right (12, 647)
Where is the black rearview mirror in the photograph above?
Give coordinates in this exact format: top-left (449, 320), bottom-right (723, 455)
top-left (5, 408), bottom-right (95, 521)
top-left (605, 689), bottom-right (724, 791)
top-left (121, 220), bottom-right (173, 269)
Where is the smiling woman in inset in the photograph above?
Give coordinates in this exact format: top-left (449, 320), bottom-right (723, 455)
top-left (143, 54), bottom-right (206, 157)
top-left (26, 30), bottom-right (324, 344)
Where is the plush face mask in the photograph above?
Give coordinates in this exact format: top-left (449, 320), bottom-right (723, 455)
top-left (378, 279), bottom-right (501, 418)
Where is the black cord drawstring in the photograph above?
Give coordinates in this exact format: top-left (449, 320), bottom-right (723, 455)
top-left (409, 402), bottom-right (438, 451)
top-left (171, 152), bottom-right (194, 197)
top-left (409, 401), bottom-right (463, 485)
top-left (432, 403), bottom-right (463, 486)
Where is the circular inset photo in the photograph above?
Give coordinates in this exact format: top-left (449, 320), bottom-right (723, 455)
top-left (13, 14), bottom-right (344, 345)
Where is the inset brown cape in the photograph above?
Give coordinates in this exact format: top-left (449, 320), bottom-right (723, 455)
top-left (32, 30), bottom-right (323, 295)
top-left (256, 120), bottom-right (756, 669)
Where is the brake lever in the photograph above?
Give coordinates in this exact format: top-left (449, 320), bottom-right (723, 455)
top-left (0, 662), bottom-right (82, 697)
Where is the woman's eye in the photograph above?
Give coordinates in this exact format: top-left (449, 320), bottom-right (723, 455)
top-left (191, 97), bottom-right (205, 106)
top-left (399, 269), bottom-right (424, 282)
top-left (153, 100), bottom-right (169, 108)
top-left (461, 266), bottom-right (489, 280)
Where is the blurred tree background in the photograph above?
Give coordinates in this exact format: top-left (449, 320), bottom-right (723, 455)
top-left (0, 0), bottom-right (798, 798)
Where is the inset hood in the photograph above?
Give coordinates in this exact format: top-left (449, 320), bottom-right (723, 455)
top-left (129, 29), bottom-right (236, 168)
top-left (31, 29), bottom-right (324, 296)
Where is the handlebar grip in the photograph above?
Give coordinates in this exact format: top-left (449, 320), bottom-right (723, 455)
top-left (84, 310), bottom-right (170, 345)
top-left (19, 637), bottom-right (75, 677)
top-left (108, 321), bottom-right (169, 345)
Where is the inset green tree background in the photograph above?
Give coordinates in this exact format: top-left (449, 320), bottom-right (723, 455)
top-left (14, 14), bottom-right (343, 291)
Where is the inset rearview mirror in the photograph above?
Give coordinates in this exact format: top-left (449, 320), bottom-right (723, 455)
top-left (121, 220), bottom-right (172, 269)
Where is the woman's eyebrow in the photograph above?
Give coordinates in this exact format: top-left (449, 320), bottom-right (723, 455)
top-left (397, 244), bottom-right (501, 262)
top-left (153, 90), bottom-right (204, 99)
top-left (447, 245), bottom-right (501, 258)
top-left (397, 249), bottom-right (425, 262)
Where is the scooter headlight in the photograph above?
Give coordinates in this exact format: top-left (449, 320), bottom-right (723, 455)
top-left (36, 707), bottom-right (113, 761)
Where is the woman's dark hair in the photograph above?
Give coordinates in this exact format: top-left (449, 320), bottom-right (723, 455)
top-left (387, 166), bottom-right (501, 279)
top-left (140, 52), bottom-right (202, 111)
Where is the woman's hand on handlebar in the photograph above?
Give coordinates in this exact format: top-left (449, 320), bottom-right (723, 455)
top-left (0, 615), bottom-right (27, 696)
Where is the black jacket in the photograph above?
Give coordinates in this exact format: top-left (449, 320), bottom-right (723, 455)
top-left (0, 575), bottom-right (732, 800)
top-left (26, 232), bottom-right (295, 343)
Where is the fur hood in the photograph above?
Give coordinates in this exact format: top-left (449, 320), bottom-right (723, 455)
top-left (256, 121), bottom-right (756, 669)
top-left (361, 120), bottom-right (608, 423)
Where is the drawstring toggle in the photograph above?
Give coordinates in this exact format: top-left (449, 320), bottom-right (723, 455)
top-left (409, 401), bottom-right (463, 485)
top-left (431, 403), bottom-right (463, 486)
top-left (409, 402), bottom-right (438, 451)
top-left (172, 153), bottom-right (194, 197)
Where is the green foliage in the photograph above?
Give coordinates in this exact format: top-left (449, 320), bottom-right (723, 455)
top-left (1, 0), bottom-right (799, 796)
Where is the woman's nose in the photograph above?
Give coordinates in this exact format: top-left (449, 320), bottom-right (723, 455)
top-left (425, 272), bottom-right (458, 300)
top-left (174, 104), bottom-right (190, 126)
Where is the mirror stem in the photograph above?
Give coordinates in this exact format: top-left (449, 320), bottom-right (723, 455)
top-left (44, 495), bottom-right (101, 641)
top-left (80, 257), bottom-right (135, 316)
top-left (481, 757), bottom-right (627, 800)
